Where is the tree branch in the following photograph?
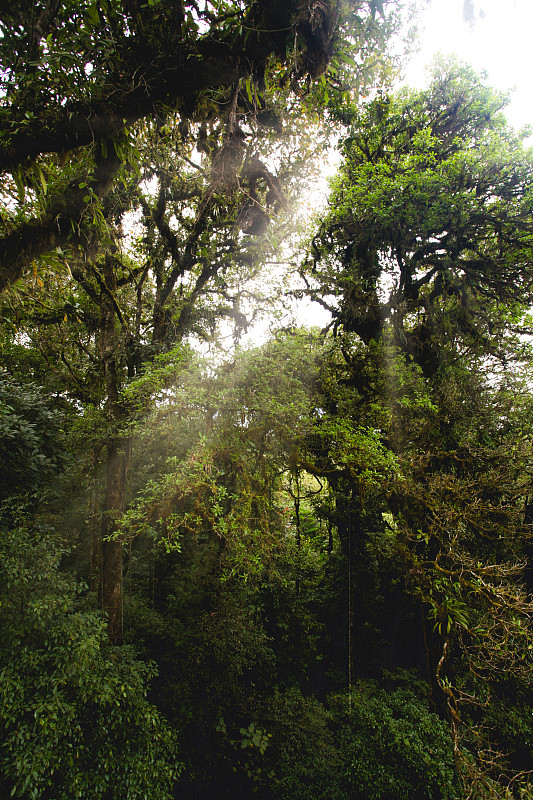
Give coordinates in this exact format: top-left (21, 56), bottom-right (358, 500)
top-left (0, 0), bottom-right (328, 172)
top-left (0, 147), bottom-right (121, 292)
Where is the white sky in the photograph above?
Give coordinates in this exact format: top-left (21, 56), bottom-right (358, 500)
top-left (404, 0), bottom-right (533, 129)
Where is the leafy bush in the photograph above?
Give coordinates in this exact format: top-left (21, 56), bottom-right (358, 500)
top-left (256, 687), bottom-right (345, 800)
top-left (333, 674), bottom-right (462, 800)
top-left (0, 372), bottom-right (66, 501)
top-left (0, 524), bottom-right (181, 800)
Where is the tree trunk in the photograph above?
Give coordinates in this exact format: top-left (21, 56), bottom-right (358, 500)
top-left (347, 503), bottom-right (360, 692)
top-left (88, 454), bottom-right (101, 594)
top-left (98, 253), bottom-right (130, 644)
top-left (334, 489), bottom-right (361, 691)
top-left (101, 435), bottom-right (131, 644)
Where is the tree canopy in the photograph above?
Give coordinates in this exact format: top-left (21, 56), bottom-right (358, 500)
top-left (0, 0), bottom-right (400, 291)
top-left (2, 4), bottom-right (533, 800)
top-left (305, 60), bottom-right (533, 350)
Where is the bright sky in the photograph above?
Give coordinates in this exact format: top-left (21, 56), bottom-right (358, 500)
top-left (404, 0), bottom-right (533, 129)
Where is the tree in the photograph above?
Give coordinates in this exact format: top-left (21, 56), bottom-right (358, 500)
top-left (0, 0), bottom-right (411, 643)
top-left (299, 61), bottom-right (533, 794)
top-left (0, 371), bottom-right (66, 503)
top-left (0, 110), bottom-right (334, 642)
top-left (0, 0), bottom-right (402, 292)
top-left (304, 59), bottom-right (533, 355)
top-left (0, 373), bottom-right (179, 800)
top-left (111, 333), bottom-right (467, 800)
top-left (0, 523), bottom-right (180, 800)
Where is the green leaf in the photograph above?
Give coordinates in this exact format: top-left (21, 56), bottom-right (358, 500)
top-left (12, 168), bottom-right (25, 203)
top-left (84, 3), bottom-right (100, 27)
top-left (37, 166), bottom-right (47, 196)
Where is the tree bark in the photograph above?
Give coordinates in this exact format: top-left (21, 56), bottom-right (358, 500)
top-left (98, 253), bottom-right (130, 644)
top-left (88, 453), bottom-right (102, 595)
top-left (0, 0), bottom-right (335, 173)
top-left (0, 146), bottom-right (121, 293)
top-left (100, 435), bottom-right (131, 645)
top-left (333, 489), bottom-right (361, 690)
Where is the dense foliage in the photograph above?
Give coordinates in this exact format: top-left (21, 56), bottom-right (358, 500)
top-left (0, 525), bottom-right (179, 800)
top-left (1, 2), bottom-right (533, 798)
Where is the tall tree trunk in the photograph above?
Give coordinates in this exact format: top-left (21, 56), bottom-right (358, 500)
top-left (334, 489), bottom-right (361, 691)
top-left (88, 451), bottom-right (101, 594)
top-left (101, 435), bottom-right (131, 644)
top-left (98, 254), bottom-right (130, 644)
top-left (347, 502), bottom-right (360, 693)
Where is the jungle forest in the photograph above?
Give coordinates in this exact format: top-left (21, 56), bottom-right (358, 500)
top-left (1, 1), bottom-right (533, 798)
